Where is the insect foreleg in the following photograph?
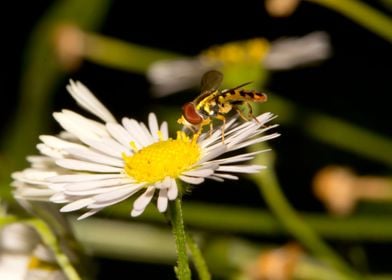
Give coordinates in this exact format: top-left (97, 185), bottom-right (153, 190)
top-left (215, 114), bottom-right (227, 143)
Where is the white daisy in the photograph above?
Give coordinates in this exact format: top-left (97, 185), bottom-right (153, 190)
top-left (12, 80), bottom-right (279, 220)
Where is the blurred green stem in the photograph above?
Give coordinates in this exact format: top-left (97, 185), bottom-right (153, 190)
top-left (0, 0), bottom-right (110, 200)
top-left (304, 113), bottom-right (392, 167)
top-left (186, 233), bottom-right (211, 280)
top-left (108, 201), bottom-right (392, 241)
top-left (72, 218), bottom-right (391, 280)
top-left (84, 33), bottom-right (181, 73)
top-left (251, 146), bottom-right (358, 278)
top-left (169, 195), bottom-right (192, 280)
top-left (0, 215), bottom-right (19, 228)
top-left (306, 0), bottom-right (392, 42)
top-left (27, 218), bottom-right (82, 280)
top-left (266, 95), bottom-right (392, 168)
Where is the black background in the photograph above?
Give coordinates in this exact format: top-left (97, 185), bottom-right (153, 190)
top-left (1, 0), bottom-right (391, 278)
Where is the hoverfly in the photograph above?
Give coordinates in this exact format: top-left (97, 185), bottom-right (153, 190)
top-left (178, 70), bottom-right (268, 139)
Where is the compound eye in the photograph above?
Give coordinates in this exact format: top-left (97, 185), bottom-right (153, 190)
top-left (182, 102), bottom-right (203, 125)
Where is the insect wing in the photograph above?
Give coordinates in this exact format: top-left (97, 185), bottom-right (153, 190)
top-left (194, 70), bottom-right (224, 105)
top-left (200, 70), bottom-right (223, 93)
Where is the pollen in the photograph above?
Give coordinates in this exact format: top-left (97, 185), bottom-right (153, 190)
top-left (123, 132), bottom-right (201, 183)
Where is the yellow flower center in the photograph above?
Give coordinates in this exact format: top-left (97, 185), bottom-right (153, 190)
top-left (123, 132), bottom-right (201, 183)
top-left (202, 38), bottom-right (270, 64)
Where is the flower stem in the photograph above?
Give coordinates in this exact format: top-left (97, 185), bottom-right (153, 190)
top-left (306, 0), bottom-right (392, 42)
top-left (27, 219), bottom-right (82, 280)
top-left (84, 33), bottom-right (181, 73)
top-left (255, 169), bottom-right (358, 279)
top-left (250, 145), bottom-right (360, 279)
top-left (186, 233), bottom-right (211, 280)
top-left (168, 197), bottom-right (192, 280)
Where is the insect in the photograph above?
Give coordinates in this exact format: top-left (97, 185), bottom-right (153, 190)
top-left (178, 70), bottom-right (268, 139)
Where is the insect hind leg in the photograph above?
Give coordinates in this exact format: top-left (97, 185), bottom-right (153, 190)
top-left (245, 102), bottom-right (260, 123)
top-left (234, 105), bottom-right (250, 121)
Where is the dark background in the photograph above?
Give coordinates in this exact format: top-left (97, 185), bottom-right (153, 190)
top-left (1, 0), bottom-right (391, 278)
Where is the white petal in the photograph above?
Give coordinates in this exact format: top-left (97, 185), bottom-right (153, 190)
top-left (60, 110), bottom-right (110, 138)
top-left (160, 121), bottom-right (169, 140)
top-left (39, 135), bottom-right (81, 150)
top-left (211, 173), bottom-right (239, 180)
top-left (157, 188), bottom-right (168, 212)
top-left (167, 179), bottom-right (178, 200)
top-left (201, 151), bottom-right (263, 166)
top-left (60, 198), bottom-right (94, 212)
top-left (50, 192), bottom-right (69, 203)
top-left (37, 143), bottom-right (64, 159)
top-left (162, 176), bottom-right (172, 188)
top-left (58, 130), bottom-right (79, 142)
top-left (198, 146), bottom-right (226, 163)
top-left (27, 156), bottom-right (57, 169)
top-left (122, 118), bottom-right (154, 147)
top-left (49, 183), bottom-right (67, 191)
top-left (12, 169), bottom-right (58, 185)
top-left (199, 117), bottom-right (237, 147)
top-left (133, 186), bottom-right (155, 211)
top-left (182, 168), bottom-right (214, 178)
top-left (225, 128), bottom-right (259, 149)
top-left (53, 112), bottom-right (97, 139)
top-left (93, 184), bottom-right (143, 203)
top-left (148, 113), bottom-right (159, 140)
top-left (131, 208), bottom-right (144, 217)
top-left (154, 181), bottom-right (163, 189)
top-left (83, 137), bottom-right (128, 158)
top-left (66, 185), bottom-right (132, 196)
top-left (77, 208), bottom-right (103, 220)
top-left (48, 174), bottom-right (126, 183)
top-left (106, 122), bottom-right (134, 149)
top-left (206, 176), bottom-right (224, 182)
top-left (56, 159), bottom-right (122, 173)
top-left (27, 156), bottom-right (54, 165)
top-left (179, 175), bottom-right (204, 185)
top-left (64, 178), bottom-right (134, 191)
top-left (217, 165), bottom-right (264, 173)
top-left (140, 122), bottom-right (154, 143)
top-left (67, 80), bottom-right (117, 123)
top-left (14, 188), bottom-right (55, 198)
top-left (66, 146), bottom-right (124, 167)
top-left (256, 112), bottom-right (276, 124)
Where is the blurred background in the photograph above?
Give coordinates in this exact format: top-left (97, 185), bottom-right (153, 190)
top-left (0, 0), bottom-right (391, 279)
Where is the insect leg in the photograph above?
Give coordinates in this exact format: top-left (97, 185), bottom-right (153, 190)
top-left (209, 122), bottom-right (214, 137)
top-left (245, 102), bottom-right (260, 123)
top-left (234, 106), bottom-right (250, 121)
top-left (215, 114), bottom-right (227, 143)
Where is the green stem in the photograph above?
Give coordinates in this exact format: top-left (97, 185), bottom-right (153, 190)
top-left (306, 0), bottom-right (392, 42)
top-left (304, 113), bottom-right (392, 167)
top-left (27, 219), bottom-right (82, 280)
top-left (108, 201), bottom-right (392, 241)
top-left (263, 95), bottom-right (392, 167)
top-left (251, 147), bottom-right (359, 279)
top-left (0, 215), bottom-right (19, 228)
top-left (186, 233), bottom-right (211, 280)
top-left (72, 218), bottom-right (392, 279)
top-left (84, 33), bottom-right (181, 74)
top-left (168, 197), bottom-right (192, 280)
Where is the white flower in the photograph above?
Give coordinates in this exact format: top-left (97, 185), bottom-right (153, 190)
top-left (12, 80), bottom-right (279, 220)
top-left (147, 32), bottom-right (330, 97)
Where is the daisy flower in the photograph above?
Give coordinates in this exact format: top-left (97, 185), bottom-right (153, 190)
top-left (12, 80), bottom-right (279, 220)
